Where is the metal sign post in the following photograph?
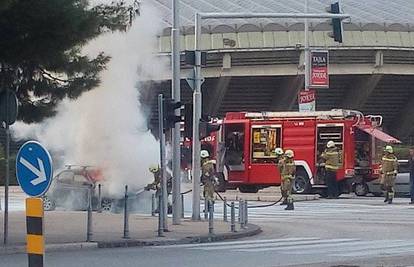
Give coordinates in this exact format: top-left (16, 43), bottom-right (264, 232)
top-left (1, 89), bottom-right (18, 245)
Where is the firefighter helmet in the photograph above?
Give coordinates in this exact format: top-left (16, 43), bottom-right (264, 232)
top-left (275, 147), bottom-right (284, 156)
top-left (327, 140), bottom-right (336, 148)
top-left (149, 165), bottom-right (159, 173)
top-left (200, 150), bottom-right (210, 158)
top-left (285, 149), bottom-right (294, 158)
top-left (384, 145), bottom-right (394, 154)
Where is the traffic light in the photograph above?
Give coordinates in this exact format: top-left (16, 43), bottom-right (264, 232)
top-left (327, 2), bottom-right (343, 43)
top-left (184, 50), bottom-right (207, 66)
top-left (199, 119), bottom-right (221, 140)
top-left (183, 103), bottom-right (193, 139)
top-left (163, 98), bottom-right (182, 130)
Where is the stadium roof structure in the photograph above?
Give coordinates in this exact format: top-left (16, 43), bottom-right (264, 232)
top-left (150, 0), bottom-right (414, 33)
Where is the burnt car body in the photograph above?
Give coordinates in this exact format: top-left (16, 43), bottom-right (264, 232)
top-left (42, 166), bottom-right (112, 211)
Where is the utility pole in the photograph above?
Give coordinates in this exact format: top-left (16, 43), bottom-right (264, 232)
top-left (304, 0), bottom-right (310, 92)
top-left (171, 0), bottom-right (181, 225)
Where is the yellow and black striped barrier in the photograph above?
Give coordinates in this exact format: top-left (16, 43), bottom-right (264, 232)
top-left (26, 198), bottom-right (44, 267)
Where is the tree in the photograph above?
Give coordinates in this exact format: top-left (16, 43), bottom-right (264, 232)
top-left (0, 0), bottom-right (139, 122)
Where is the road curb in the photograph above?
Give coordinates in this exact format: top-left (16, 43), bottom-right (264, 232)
top-left (97, 223), bottom-right (262, 249)
top-left (0, 224), bottom-right (261, 255)
top-left (0, 242), bottom-right (98, 255)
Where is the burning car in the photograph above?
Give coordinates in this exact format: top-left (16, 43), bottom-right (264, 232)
top-left (42, 165), bottom-right (113, 211)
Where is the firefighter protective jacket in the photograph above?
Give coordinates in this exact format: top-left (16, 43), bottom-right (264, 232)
top-left (280, 157), bottom-right (296, 180)
top-left (322, 147), bottom-right (341, 171)
top-left (381, 154), bottom-right (398, 176)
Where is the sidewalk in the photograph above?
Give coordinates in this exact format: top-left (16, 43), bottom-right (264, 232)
top-left (0, 211), bottom-right (261, 255)
top-left (219, 187), bottom-right (319, 202)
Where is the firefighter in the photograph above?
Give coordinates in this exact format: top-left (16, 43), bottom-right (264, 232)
top-left (201, 150), bottom-right (216, 203)
top-left (381, 145), bottom-right (398, 204)
top-left (280, 149), bottom-right (296, 210)
top-left (145, 165), bottom-right (173, 213)
top-left (321, 140), bottom-right (341, 199)
top-left (275, 148), bottom-right (287, 205)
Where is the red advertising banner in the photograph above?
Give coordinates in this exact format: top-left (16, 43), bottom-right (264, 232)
top-left (310, 50), bottom-right (329, 88)
top-left (298, 89), bottom-right (316, 112)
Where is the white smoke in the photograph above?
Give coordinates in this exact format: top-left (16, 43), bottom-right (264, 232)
top-left (12, 1), bottom-right (167, 197)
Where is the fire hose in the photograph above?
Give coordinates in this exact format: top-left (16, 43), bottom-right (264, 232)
top-left (179, 187), bottom-right (284, 208)
top-left (214, 190), bottom-right (284, 209)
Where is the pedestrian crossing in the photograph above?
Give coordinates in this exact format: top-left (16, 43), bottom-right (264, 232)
top-left (196, 198), bottom-right (414, 224)
top-left (155, 237), bottom-right (414, 258)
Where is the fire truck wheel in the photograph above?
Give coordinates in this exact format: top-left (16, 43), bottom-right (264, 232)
top-left (293, 171), bottom-right (311, 194)
top-left (354, 182), bottom-right (369, 196)
top-left (239, 185), bottom-right (259, 193)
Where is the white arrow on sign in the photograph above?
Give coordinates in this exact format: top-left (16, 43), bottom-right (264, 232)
top-left (19, 157), bottom-right (47, 186)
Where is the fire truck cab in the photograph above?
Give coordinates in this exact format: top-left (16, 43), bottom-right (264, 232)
top-left (213, 109), bottom-right (400, 196)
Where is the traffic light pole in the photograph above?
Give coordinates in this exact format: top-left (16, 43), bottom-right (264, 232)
top-left (191, 13), bottom-right (202, 220)
top-left (171, 0), bottom-right (181, 225)
top-left (158, 95), bottom-right (168, 232)
top-left (191, 11), bottom-right (349, 220)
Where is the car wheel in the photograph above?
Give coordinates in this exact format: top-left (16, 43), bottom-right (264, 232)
top-left (354, 182), bottom-right (368, 196)
top-left (293, 171), bottom-right (311, 194)
top-left (43, 196), bottom-right (56, 211)
top-left (101, 199), bottom-right (112, 212)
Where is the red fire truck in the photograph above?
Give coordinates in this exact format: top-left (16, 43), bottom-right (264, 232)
top-left (201, 109), bottom-right (400, 196)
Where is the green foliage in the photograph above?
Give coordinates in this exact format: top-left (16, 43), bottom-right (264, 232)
top-left (0, 0), bottom-right (140, 122)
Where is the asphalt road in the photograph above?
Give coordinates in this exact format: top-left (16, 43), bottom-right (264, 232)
top-left (3, 196), bottom-right (414, 267)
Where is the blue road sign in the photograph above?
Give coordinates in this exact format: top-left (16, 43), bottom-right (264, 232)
top-left (16, 141), bottom-right (53, 197)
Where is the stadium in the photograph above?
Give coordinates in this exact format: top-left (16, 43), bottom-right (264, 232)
top-left (142, 0), bottom-right (414, 143)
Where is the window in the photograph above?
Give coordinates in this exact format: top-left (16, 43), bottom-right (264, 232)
top-left (224, 124), bottom-right (245, 166)
top-left (317, 125), bottom-right (344, 165)
top-left (251, 125), bottom-right (281, 163)
top-left (73, 174), bottom-right (90, 185)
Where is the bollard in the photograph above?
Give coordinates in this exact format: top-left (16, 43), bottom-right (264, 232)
top-left (151, 193), bottom-right (156, 217)
top-left (244, 200), bottom-right (248, 226)
top-left (86, 186), bottom-right (93, 242)
top-left (123, 185), bottom-right (130, 239)
top-left (240, 200), bottom-right (245, 229)
top-left (181, 194), bottom-right (185, 218)
top-left (223, 197), bottom-right (227, 222)
top-left (158, 191), bottom-right (164, 237)
top-left (238, 199), bottom-right (243, 223)
top-left (230, 201), bottom-right (236, 232)
top-left (208, 200), bottom-right (214, 235)
top-left (97, 184), bottom-right (102, 213)
top-left (204, 198), bottom-right (208, 220)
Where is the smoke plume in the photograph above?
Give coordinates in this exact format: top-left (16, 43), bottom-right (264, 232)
top-left (12, 1), bottom-right (167, 197)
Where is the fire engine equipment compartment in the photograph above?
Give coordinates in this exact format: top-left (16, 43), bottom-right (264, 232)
top-left (316, 125), bottom-right (344, 185)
